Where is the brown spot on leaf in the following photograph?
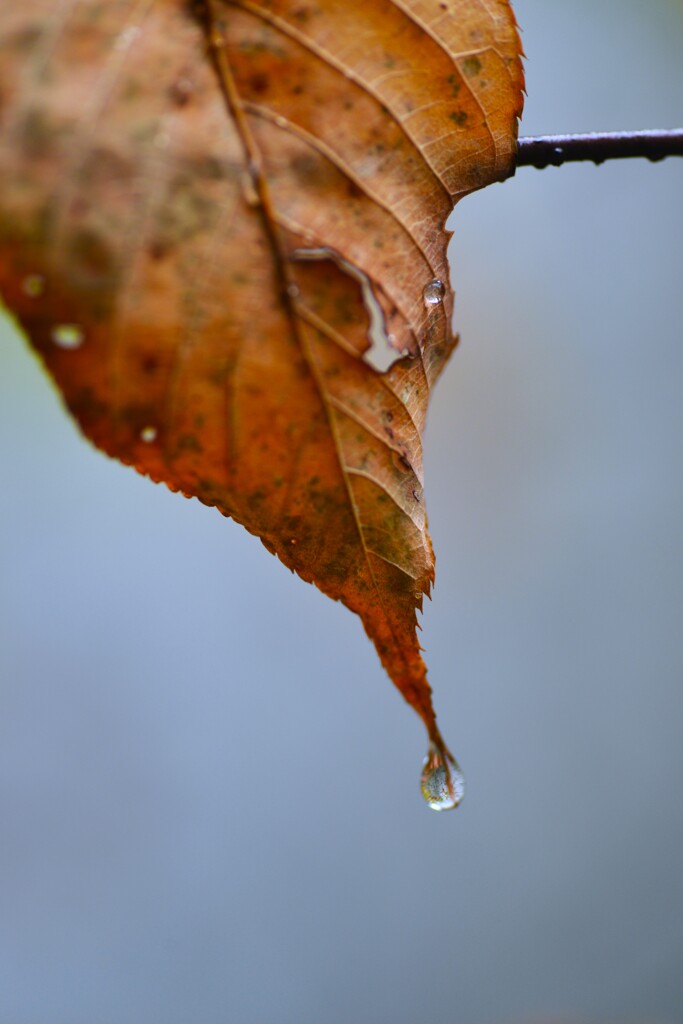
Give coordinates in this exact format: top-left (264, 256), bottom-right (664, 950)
top-left (462, 56), bottom-right (482, 77)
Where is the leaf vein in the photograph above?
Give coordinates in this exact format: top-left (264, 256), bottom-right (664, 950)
top-left (243, 101), bottom-right (438, 278)
top-left (225, 0), bottom-right (452, 202)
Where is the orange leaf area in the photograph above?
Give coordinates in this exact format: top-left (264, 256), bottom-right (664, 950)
top-left (0, 0), bottom-right (523, 773)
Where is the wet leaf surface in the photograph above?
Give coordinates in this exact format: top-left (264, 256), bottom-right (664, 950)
top-left (0, 0), bottom-right (523, 766)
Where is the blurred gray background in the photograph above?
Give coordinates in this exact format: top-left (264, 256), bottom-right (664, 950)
top-left (1, 1), bottom-right (682, 1022)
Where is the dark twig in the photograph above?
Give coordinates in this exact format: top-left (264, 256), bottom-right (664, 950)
top-left (516, 129), bottom-right (683, 170)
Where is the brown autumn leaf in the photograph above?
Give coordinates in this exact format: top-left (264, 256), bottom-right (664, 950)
top-left (0, 0), bottom-right (523, 807)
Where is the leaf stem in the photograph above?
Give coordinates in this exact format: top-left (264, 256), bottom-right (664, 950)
top-left (515, 129), bottom-right (683, 170)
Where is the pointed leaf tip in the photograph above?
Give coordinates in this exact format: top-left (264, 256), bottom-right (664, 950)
top-left (0, 0), bottom-right (523, 749)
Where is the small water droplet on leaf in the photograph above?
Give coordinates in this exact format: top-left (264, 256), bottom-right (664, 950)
top-left (51, 324), bottom-right (84, 349)
top-left (423, 279), bottom-right (445, 306)
top-left (140, 426), bottom-right (157, 443)
top-left (420, 743), bottom-right (464, 811)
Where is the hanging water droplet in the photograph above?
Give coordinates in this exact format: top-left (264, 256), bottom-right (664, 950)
top-left (423, 279), bottom-right (445, 306)
top-left (23, 274), bottom-right (45, 297)
top-left (286, 282), bottom-right (300, 298)
top-left (139, 426), bottom-right (157, 443)
top-left (51, 324), bottom-right (84, 349)
top-left (420, 744), bottom-right (464, 811)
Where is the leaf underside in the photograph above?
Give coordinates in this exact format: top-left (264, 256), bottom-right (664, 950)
top-left (0, 0), bottom-right (523, 747)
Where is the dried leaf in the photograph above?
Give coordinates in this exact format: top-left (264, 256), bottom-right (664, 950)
top-left (0, 0), bottom-right (523, 798)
